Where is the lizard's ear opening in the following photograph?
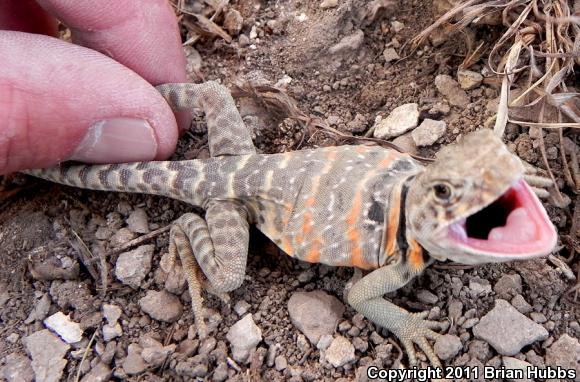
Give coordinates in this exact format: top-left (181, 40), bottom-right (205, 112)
top-left (446, 178), bottom-right (556, 259)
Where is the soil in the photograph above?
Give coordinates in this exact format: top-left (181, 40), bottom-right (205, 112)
top-left (1, 0), bottom-right (578, 381)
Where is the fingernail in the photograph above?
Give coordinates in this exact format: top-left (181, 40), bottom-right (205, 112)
top-left (70, 118), bottom-right (158, 163)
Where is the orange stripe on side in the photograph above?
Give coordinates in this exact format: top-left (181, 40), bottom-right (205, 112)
top-left (281, 237), bottom-right (294, 256)
top-left (384, 187), bottom-right (401, 256)
top-left (305, 237), bottom-right (322, 263)
top-left (407, 239), bottom-right (424, 270)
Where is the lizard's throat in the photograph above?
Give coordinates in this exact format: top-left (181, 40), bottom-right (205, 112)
top-left (446, 178), bottom-right (556, 259)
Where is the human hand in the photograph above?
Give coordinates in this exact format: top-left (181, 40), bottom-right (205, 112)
top-left (0, 0), bottom-right (188, 175)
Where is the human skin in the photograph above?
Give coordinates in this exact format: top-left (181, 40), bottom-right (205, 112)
top-left (0, 0), bottom-right (188, 175)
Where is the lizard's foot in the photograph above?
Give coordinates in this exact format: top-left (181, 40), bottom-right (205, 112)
top-left (392, 311), bottom-right (442, 368)
top-left (522, 161), bottom-right (552, 199)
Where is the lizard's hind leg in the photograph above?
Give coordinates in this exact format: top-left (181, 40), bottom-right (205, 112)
top-left (156, 81), bottom-right (256, 157)
top-left (170, 200), bottom-right (250, 338)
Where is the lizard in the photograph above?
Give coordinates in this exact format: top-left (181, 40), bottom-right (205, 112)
top-left (23, 81), bottom-right (558, 368)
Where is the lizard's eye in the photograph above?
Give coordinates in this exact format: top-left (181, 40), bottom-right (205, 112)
top-left (433, 183), bottom-right (452, 201)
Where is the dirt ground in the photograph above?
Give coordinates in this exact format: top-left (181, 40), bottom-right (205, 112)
top-left (1, 0), bottom-right (578, 381)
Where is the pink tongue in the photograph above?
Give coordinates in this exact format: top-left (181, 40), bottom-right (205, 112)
top-left (488, 208), bottom-right (538, 243)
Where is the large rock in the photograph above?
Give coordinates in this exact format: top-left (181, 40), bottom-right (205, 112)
top-left (473, 299), bottom-right (548, 355)
top-left (226, 314), bottom-right (262, 364)
top-left (373, 103), bottom-right (420, 139)
top-left (287, 290), bottom-right (345, 344)
top-left (23, 330), bottom-right (70, 382)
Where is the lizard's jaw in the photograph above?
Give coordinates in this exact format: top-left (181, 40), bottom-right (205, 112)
top-left (446, 178), bottom-right (557, 261)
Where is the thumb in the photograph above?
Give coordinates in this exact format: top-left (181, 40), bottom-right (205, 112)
top-left (0, 31), bottom-right (179, 174)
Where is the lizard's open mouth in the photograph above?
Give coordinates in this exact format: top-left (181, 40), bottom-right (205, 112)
top-left (447, 179), bottom-right (557, 257)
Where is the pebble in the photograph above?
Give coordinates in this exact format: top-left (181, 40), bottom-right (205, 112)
top-left (115, 245), bottom-right (154, 289)
top-left (140, 336), bottom-right (176, 367)
top-left (411, 119), bottom-right (447, 147)
top-left (510, 294), bottom-right (533, 314)
top-left (234, 300), bottom-right (251, 316)
top-left (226, 313), bottom-right (262, 364)
top-left (25, 293), bottom-right (51, 324)
top-left (545, 334), bottom-right (580, 379)
top-left (109, 228), bottom-right (136, 247)
top-left (139, 290), bottom-right (183, 323)
top-left (223, 9), bottom-right (243, 36)
top-left (329, 30), bottom-right (364, 55)
top-left (275, 355), bottom-right (288, 371)
top-left (80, 362), bottom-right (112, 382)
top-left (414, 289), bottom-right (438, 305)
top-left (473, 299), bottom-right (548, 355)
top-left (434, 334), bottom-right (462, 360)
top-left (392, 133), bottom-right (418, 155)
top-left (468, 277), bottom-right (492, 297)
top-left (23, 329), bottom-right (70, 382)
top-left (165, 264), bottom-right (187, 295)
top-left (103, 304), bottom-right (122, 324)
top-left (320, 0), bottom-right (338, 8)
top-left (44, 312), bottom-right (83, 344)
top-left (493, 274), bottom-right (522, 299)
top-left (383, 47), bottom-right (400, 63)
top-left (390, 21), bottom-right (405, 33)
top-left (457, 69), bottom-right (483, 90)
top-left (122, 344), bottom-right (146, 375)
top-left (352, 337), bottom-right (368, 352)
top-left (317, 334), bottom-right (333, 350)
top-left (102, 323), bottom-right (122, 341)
top-left (324, 336), bottom-right (355, 367)
top-left (373, 103), bottom-right (419, 139)
top-left (530, 312), bottom-right (547, 324)
top-left (434, 74), bottom-right (470, 107)
top-left (287, 290), bottom-right (345, 344)
top-left (126, 208), bottom-right (149, 234)
top-left (502, 357), bottom-right (532, 382)
top-left (297, 268), bottom-right (315, 283)
top-left (212, 362), bottom-right (229, 382)
top-left (1, 353), bottom-right (34, 382)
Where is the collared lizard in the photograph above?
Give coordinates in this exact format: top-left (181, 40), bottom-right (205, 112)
top-left (23, 81), bottom-right (558, 367)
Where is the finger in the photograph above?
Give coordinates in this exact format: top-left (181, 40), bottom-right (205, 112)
top-left (0, 0), bottom-right (57, 35)
top-left (36, 0), bottom-right (187, 85)
top-left (0, 31), bottom-right (179, 174)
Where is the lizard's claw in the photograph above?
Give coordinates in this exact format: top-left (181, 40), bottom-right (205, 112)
top-left (522, 161), bottom-right (552, 199)
top-left (395, 311), bottom-right (442, 368)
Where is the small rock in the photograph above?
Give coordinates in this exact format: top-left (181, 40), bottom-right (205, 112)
top-left (493, 274), bottom-right (522, 299)
top-left (530, 312), bottom-right (547, 324)
top-left (6, 333), bottom-right (19, 343)
top-left (390, 21), bottom-right (405, 33)
top-left (502, 357), bottom-right (532, 382)
top-left (468, 277), bottom-right (492, 297)
top-left (416, 289), bottom-right (439, 304)
top-left (392, 133), bottom-right (418, 155)
top-left (212, 362), bottom-right (228, 382)
top-left (140, 338), bottom-right (176, 368)
top-left (320, 0), bottom-right (338, 8)
top-left (288, 290), bottom-right (345, 344)
top-left (249, 25), bottom-right (258, 39)
top-left (545, 334), bottom-right (580, 380)
top-left (139, 290), bottom-right (183, 323)
top-left (434, 334), bottom-right (462, 360)
top-left (223, 9), bottom-right (243, 36)
top-left (164, 264), bottom-right (186, 295)
top-left (115, 245), bottom-right (154, 289)
top-left (383, 47), bottom-right (400, 63)
top-left (297, 334), bottom-right (310, 352)
top-left (510, 294), bottom-right (533, 314)
top-left (297, 268), bottom-right (315, 283)
top-left (448, 299), bottom-right (463, 321)
top-left (80, 362), bottom-right (112, 382)
top-left (226, 314), bottom-right (262, 364)
top-left (412, 119), bottom-right (446, 146)
top-left (317, 334), bottom-right (333, 350)
top-left (473, 299), bottom-right (548, 355)
top-left (109, 228), bottom-right (137, 247)
top-left (23, 330), bottom-right (70, 382)
top-left (352, 337), bottom-right (368, 352)
top-left (239, 34), bottom-right (250, 47)
top-left (373, 103), bottom-right (420, 139)
top-left (102, 323), bottom-right (122, 341)
top-left (102, 304), bottom-right (122, 324)
top-left (435, 74), bottom-right (470, 107)
top-left (325, 336), bottom-right (355, 368)
top-left (329, 30), bottom-right (364, 55)
top-left (234, 300), bottom-right (251, 316)
top-left (44, 312), bottom-right (83, 344)
top-left (275, 355), bottom-right (288, 371)
top-left (1, 353), bottom-right (34, 382)
top-left (25, 293), bottom-right (51, 324)
top-left (457, 69), bottom-right (483, 90)
top-left (126, 208), bottom-right (149, 234)
top-left (122, 344), bottom-right (146, 375)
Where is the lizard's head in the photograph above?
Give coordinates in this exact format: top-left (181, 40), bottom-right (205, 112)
top-left (406, 129), bottom-right (557, 265)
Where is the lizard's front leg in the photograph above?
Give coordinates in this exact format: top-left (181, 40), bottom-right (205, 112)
top-left (169, 199), bottom-right (250, 338)
top-left (347, 263), bottom-right (442, 367)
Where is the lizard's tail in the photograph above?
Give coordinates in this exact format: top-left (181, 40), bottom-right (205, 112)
top-left (22, 160), bottom-right (208, 206)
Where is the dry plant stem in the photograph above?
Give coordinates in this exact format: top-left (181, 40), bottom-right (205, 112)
top-left (103, 225), bottom-right (171, 260)
top-left (74, 330), bottom-right (98, 382)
